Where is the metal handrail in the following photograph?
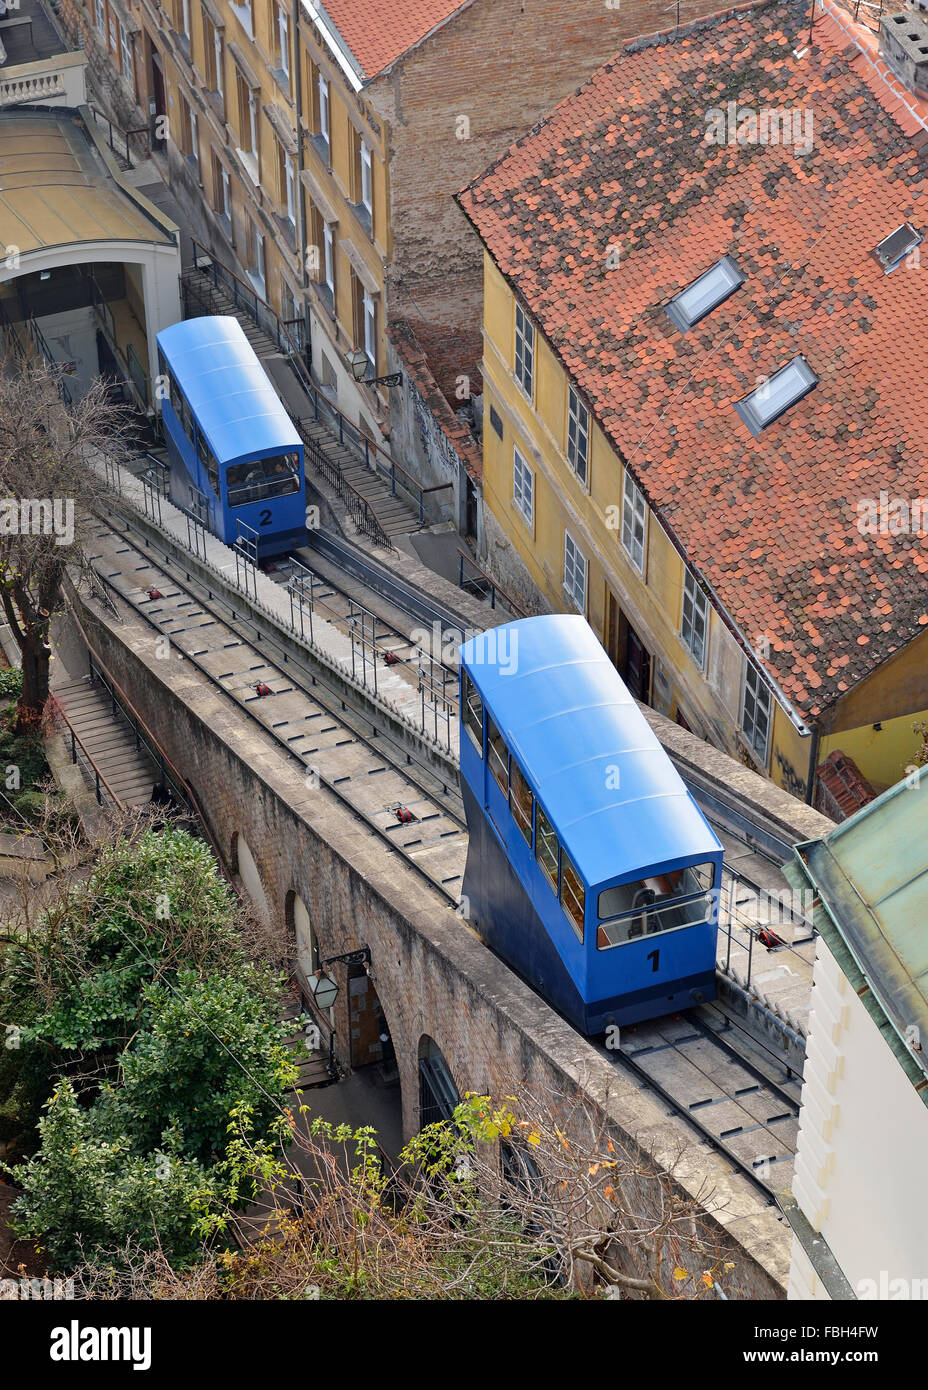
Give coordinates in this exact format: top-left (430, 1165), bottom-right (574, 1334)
top-left (457, 549), bottom-right (526, 617)
top-left (61, 591), bottom-right (228, 870)
top-left (294, 418), bottom-right (392, 549)
top-left (47, 692), bottom-right (124, 810)
top-left (89, 103), bottom-right (150, 167)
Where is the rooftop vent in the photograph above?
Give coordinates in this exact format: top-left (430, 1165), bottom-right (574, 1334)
top-left (665, 255), bottom-right (745, 333)
top-left (873, 221), bottom-right (922, 272)
top-left (879, 11), bottom-right (928, 98)
top-left (734, 356), bottom-right (818, 436)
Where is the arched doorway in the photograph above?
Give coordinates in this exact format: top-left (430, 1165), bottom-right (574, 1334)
top-left (287, 890), bottom-right (319, 990)
top-left (417, 1036), bottom-right (460, 1128)
top-left (230, 831), bottom-right (271, 924)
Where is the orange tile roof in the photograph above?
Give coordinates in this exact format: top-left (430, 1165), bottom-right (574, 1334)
top-left (319, 0), bottom-right (470, 81)
top-left (457, 0), bottom-right (928, 722)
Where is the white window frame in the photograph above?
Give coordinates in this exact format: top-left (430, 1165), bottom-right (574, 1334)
top-left (213, 30), bottom-right (224, 98)
top-left (360, 139), bottom-right (372, 217)
top-left (247, 87), bottom-right (258, 155)
top-left (363, 289), bottom-right (376, 375)
top-left (120, 26), bottom-right (133, 83)
top-left (284, 150), bottom-right (295, 225)
top-left (232, 0), bottom-right (253, 38)
top-left (220, 165), bottom-right (231, 220)
top-left (278, 5), bottom-right (290, 80)
top-left (107, 11), bottom-right (118, 53)
top-left (514, 302), bottom-right (534, 399)
top-left (513, 446), bottom-right (533, 527)
top-left (323, 221), bottom-right (335, 297)
top-left (318, 72), bottom-right (330, 149)
top-left (563, 531), bottom-right (587, 613)
top-left (251, 228), bottom-right (266, 294)
top-left (189, 107), bottom-right (198, 165)
top-left (566, 385), bottom-right (589, 484)
top-left (681, 566), bottom-right (709, 670)
top-left (95, 0), bottom-right (105, 35)
top-left (621, 470), bottom-right (647, 575)
top-left (741, 662), bottom-right (772, 765)
top-left (180, 0), bottom-right (191, 37)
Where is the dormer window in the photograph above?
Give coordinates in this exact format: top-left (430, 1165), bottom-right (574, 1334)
top-left (665, 255), bottom-right (745, 333)
top-left (734, 355), bottom-right (818, 436)
top-left (873, 222), bottom-right (922, 273)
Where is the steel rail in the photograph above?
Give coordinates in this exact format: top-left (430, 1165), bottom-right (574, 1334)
top-left (84, 522), bottom-right (463, 909)
top-left (612, 1036), bottom-right (795, 1210)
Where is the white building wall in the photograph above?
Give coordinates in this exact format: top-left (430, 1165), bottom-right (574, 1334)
top-left (789, 934), bottom-right (928, 1299)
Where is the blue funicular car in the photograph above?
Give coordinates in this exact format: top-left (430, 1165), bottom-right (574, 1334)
top-left (156, 315), bottom-right (306, 558)
top-left (459, 614), bottom-right (724, 1034)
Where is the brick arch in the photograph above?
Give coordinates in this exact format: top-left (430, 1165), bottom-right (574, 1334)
top-left (229, 829), bottom-right (271, 925)
top-left (285, 888), bottom-right (319, 990)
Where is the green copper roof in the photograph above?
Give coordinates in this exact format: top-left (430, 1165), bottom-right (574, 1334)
top-left (788, 765), bottom-right (928, 1099)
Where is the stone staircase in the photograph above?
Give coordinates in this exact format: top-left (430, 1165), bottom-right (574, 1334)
top-left (51, 677), bottom-right (161, 810)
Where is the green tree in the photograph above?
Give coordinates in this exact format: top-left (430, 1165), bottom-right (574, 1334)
top-left (7, 1079), bottom-right (221, 1270)
top-left (111, 967), bottom-right (295, 1165)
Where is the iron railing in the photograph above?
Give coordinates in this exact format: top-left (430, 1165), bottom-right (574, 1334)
top-left (24, 316), bottom-right (73, 406)
top-left (86, 651), bottom-right (195, 816)
top-left (89, 104), bottom-right (151, 168)
top-left (457, 549), bottom-right (526, 617)
top-left (715, 865), bottom-right (817, 999)
top-left (294, 420), bottom-right (392, 550)
top-left (47, 692), bottom-right (122, 810)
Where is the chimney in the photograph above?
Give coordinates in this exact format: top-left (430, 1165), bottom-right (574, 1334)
top-left (879, 10), bottom-right (928, 98)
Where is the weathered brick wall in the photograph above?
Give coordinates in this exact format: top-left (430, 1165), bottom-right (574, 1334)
top-left (372, 0), bottom-right (755, 386)
top-left (68, 579), bottom-right (791, 1298)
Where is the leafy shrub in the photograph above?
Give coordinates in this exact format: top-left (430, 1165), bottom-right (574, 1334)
top-left (0, 667), bottom-right (23, 703)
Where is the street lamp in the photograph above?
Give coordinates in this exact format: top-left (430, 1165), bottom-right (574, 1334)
top-left (345, 348), bottom-right (402, 390)
top-left (307, 970), bottom-right (339, 1011)
top-left (309, 946), bottom-right (373, 1079)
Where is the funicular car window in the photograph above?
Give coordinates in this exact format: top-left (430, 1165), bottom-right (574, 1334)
top-left (596, 863), bottom-right (715, 949)
top-left (560, 850), bottom-right (585, 942)
top-left (463, 672), bottom-right (484, 754)
top-left (535, 803), bottom-right (558, 893)
top-left (510, 758), bottom-right (533, 847)
top-left (199, 438), bottom-right (220, 495)
top-left (487, 715), bottom-right (509, 796)
top-left (226, 453), bottom-right (300, 507)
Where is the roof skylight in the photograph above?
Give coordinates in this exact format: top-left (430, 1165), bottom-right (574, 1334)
top-left (665, 255), bottom-right (745, 333)
top-left (734, 355), bottom-right (818, 436)
top-left (873, 222), bottom-right (922, 273)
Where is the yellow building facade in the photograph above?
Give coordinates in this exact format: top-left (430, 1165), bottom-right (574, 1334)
top-left (478, 254), bottom-right (880, 801)
top-left (62, 0), bottom-right (393, 439)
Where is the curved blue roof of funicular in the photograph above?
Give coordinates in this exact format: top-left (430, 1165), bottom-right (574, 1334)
top-left (459, 615), bottom-right (721, 888)
top-left (156, 316), bottom-right (301, 464)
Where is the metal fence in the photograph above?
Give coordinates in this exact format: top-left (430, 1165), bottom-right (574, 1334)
top-left (283, 555), bottom-right (456, 752)
top-left (716, 865), bottom-right (817, 998)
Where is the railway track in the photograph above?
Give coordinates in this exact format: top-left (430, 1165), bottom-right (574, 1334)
top-left (611, 1005), bottom-right (802, 1206)
top-left (85, 514), bottom-right (467, 908)
top-left (83, 496), bottom-right (812, 1216)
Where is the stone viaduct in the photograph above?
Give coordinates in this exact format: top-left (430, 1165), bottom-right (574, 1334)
top-left (62, 548), bottom-right (833, 1298)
